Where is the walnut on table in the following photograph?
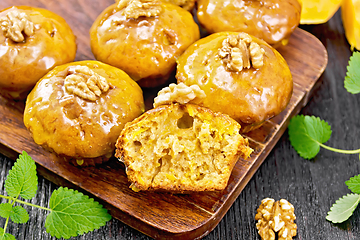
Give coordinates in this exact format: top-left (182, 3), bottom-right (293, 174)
top-left (64, 66), bottom-right (110, 101)
top-left (0, 10), bottom-right (35, 42)
top-left (116, 0), bottom-right (162, 19)
top-left (218, 32), bottom-right (265, 72)
top-left (255, 198), bottom-right (297, 240)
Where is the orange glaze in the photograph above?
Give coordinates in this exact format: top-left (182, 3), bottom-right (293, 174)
top-left (176, 32), bottom-right (293, 132)
top-left (0, 6), bottom-right (77, 99)
top-left (24, 60), bottom-right (145, 159)
top-left (90, 3), bottom-right (200, 88)
top-left (196, 0), bottom-right (301, 46)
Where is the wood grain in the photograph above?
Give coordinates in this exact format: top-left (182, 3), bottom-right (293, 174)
top-left (0, 0), bottom-right (328, 239)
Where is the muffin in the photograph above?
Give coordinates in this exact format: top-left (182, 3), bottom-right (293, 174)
top-left (196, 0), bottom-right (301, 47)
top-left (115, 0), bottom-right (196, 11)
top-left (176, 32), bottom-right (293, 132)
top-left (115, 102), bottom-right (253, 192)
top-left (159, 0), bottom-right (196, 11)
top-left (0, 6), bottom-right (76, 99)
top-left (90, 0), bottom-right (200, 88)
top-left (24, 60), bottom-right (145, 166)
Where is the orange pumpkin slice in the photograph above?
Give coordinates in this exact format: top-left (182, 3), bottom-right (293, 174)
top-left (299, 0), bottom-right (342, 24)
top-left (342, 0), bottom-right (360, 50)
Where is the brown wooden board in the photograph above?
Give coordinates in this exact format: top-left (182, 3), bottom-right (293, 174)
top-left (0, 0), bottom-right (328, 239)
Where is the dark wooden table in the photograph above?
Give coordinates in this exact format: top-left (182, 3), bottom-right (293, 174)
top-left (1, 2), bottom-right (360, 240)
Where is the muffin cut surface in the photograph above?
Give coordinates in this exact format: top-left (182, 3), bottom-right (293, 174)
top-left (116, 103), bottom-right (253, 192)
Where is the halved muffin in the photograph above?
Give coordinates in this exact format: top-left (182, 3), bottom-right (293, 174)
top-left (115, 103), bottom-right (253, 192)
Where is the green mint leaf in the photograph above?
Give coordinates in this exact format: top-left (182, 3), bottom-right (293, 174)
top-left (45, 187), bottom-right (111, 239)
top-left (288, 115), bottom-right (332, 159)
top-left (5, 151), bottom-right (38, 199)
top-left (10, 206), bottom-right (29, 224)
top-left (0, 228), bottom-right (16, 240)
top-left (326, 193), bottom-right (360, 223)
top-left (346, 174), bottom-right (360, 194)
top-left (344, 51), bottom-right (360, 94)
top-left (0, 203), bottom-right (12, 219)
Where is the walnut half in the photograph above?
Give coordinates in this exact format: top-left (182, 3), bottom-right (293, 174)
top-left (116, 0), bottom-right (162, 19)
top-left (218, 33), bottom-right (265, 72)
top-left (153, 83), bottom-right (206, 107)
top-left (0, 10), bottom-right (35, 42)
top-left (255, 198), bottom-right (297, 240)
top-left (64, 66), bottom-right (110, 101)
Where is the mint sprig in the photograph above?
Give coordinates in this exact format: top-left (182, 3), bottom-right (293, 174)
top-left (5, 151), bottom-right (37, 200)
top-left (0, 204), bottom-right (12, 219)
top-left (288, 115), bottom-right (332, 159)
top-left (0, 152), bottom-right (112, 240)
top-left (288, 51), bottom-right (360, 224)
top-left (344, 51), bottom-right (360, 94)
top-left (326, 193), bottom-right (360, 223)
top-left (46, 187), bottom-right (111, 239)
top-left (9, 206), bottom-right (29, 224)
top-left (289, 115), bottom-right (360, 223)
top-left (288, 115), bottom-right (360, 159)
top-left (0, 228), bottom-right (15, 240)
top-left (326, 175), bottom-right (360, 223)
top-left (345, 175), bottom-right (360, 194)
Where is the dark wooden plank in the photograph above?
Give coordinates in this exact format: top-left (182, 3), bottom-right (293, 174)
top-left (0, 0), bottom-right (328, 239)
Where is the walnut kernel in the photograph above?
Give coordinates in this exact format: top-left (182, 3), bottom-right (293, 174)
top-left (64, 66), bottom-right (110, 101)
top-left (153, 83), bottom-right (206, 107)
top-left (117, 0), bottom-right (162, 19)
top-left (250, 41), bottom-right (265, 69)
top-left (218, 33), bottom-right (265, 72)
top-left (255, 198), bottom-right (297, 240)
top-left (0, 10), bottom-right (35, 42)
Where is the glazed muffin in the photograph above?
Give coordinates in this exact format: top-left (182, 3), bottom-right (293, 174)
top-left (159, 0), bottom-right (196, 11)
top-left (115, 0), bottom-right (196, 11)
top-left (90, 0), bottom-right (200, 88)
top-left (0, 6), bottom-right (76, 99)
top-left (196, 0), bottom-right (301, 47)
top-left (176, 32), bottom-right (293, 132)
top-left (115, 103), bottom-right (253, 192)
top-left (24, 60), bottom-right (145, 166)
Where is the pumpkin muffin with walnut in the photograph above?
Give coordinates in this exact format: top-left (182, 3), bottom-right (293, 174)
top-left (0, 6), bottom-right (76, 99)
top-left (115, 0), bottom-right (196, 11)
top-left (24, 60), bottom-right (145, 166)
top-left (176, 32), bottom-right (293, 133)
top-left (196, 0), bottom-right (301, 47)
top-left (90, 0), bottom-right (200, 88)
top-left (116, 83), bottom-right (253, 192)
